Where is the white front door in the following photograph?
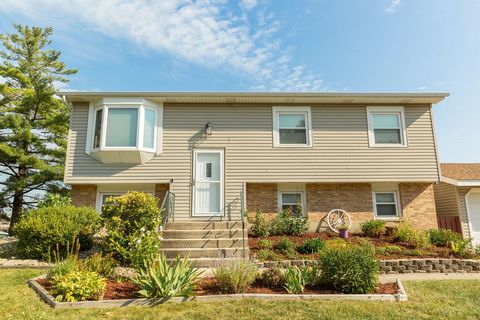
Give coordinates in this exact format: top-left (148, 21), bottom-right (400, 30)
top-left (467, 190), bottom-right (480, 246)
top-left (193, 149), bottom-right (223, 216)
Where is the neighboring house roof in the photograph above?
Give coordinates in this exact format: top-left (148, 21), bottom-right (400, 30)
top-left (58, 91), bottom-right (449, 105)
top-left (441, 163), bottom-right (480, 186)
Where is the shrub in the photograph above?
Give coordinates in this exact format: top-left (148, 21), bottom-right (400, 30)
top-left (394, 220), bottom-right (431, 249)
top-left (275, 238), bottom-right (295, 253)
top-left (14, 205), bottom-right (99, 260)
top-left (133, 254), bottom-right (202, 299)
top-left (269, 208), bottom-right (309, 236)
top-left (360, 220), bottom-right (386, 238)
top-left (37, 193), bottom-right (71, 208)
top-left (403, 249), bottom-right (422, 256)
top-left (51, 271), bottom-right (106, 302)
top-left (298, 238), bottom-right (325, 254)
top-left (214, 260), bottom-right (258, 293)
top-left (102, 192), bottom-right (162, 268)
top-left (47, 239), bottom-right (82, 280)
top-left (318, 245), bottom-right (379, 294)
top-left (428, 229), bottom-right (462, 247)
top-left (257, 239), bottom-right (273, 250)
top-left (324, 239), bottom-right (349, 249)
top-left (83, 253), bottom-right (118, 278)
top-left (283, 266), bottom-right (311, 294)
top-left (376, 245), bottom-right (402, 256)
top-left (249, 209), bottom-right (270, 238)
top-left (259, 268), bottom-right (285, 288)
top-left (451, 239), bottom-right (472, 258)
top-left (257, 249), bottom-right (280, 261)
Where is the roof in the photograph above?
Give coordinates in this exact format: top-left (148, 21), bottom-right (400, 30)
top-left (441, 163), bottom-right (480, 186)
top-left (58, 91), bottom-right (449, 105)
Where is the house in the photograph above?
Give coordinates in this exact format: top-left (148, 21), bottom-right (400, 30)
top-left (434, 163), bottom-right (480, 245)
top-left (61, 92), bottom-right (447, 264)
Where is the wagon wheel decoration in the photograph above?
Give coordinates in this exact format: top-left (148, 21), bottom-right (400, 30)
top-left (326, 209), bottom-right (352, 233)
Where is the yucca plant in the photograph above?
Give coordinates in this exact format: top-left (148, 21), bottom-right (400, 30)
top-left (132, 254), bottom-right (202, 299)
top-left (283, 266), bottom-right (310, 294)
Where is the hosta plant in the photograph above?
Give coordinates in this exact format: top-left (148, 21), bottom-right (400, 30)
top-left (133, 254), bottom-right (202, 299)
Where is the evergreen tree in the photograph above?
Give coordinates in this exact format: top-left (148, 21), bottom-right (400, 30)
top-left (0, 25), bottom-right (76, 235)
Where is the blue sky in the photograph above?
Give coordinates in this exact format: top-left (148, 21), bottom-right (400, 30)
top-left (0, 0), bottom-right (479, 163)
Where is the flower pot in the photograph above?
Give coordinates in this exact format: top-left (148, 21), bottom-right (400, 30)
top-left (339, 230), bottom-right (349, 238)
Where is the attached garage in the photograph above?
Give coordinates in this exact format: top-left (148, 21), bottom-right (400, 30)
top-left (434, 163), bottom-right (480, 244)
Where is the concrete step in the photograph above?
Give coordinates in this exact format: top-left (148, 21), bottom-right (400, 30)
top-left (159, 247), bottom-right (248, 259)
top-left (162, 229), bottom-right (247, 239)
top-left (164, 221), bottom-right (243, 231)
top-left (167, 258), bottom-right (249, 268)
top-left (161, 238), bottom-right (244, 249)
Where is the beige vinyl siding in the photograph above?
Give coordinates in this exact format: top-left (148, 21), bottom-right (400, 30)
top-left (457, 186), bottom-right (472, 239)
top-left (65, 103), bottom-right (439, 218)
top-left (434, 182), bottom-right (460, 216)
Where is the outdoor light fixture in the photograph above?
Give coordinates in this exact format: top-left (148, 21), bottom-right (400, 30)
top-left (205, 122), bottom-right (213, 136)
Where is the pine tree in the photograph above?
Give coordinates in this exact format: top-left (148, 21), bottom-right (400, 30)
top-left (0, 25), bottom-right (77, 235)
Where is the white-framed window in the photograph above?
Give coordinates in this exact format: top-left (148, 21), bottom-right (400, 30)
top-left (97, 192), bottom-right (124, 212)
top-left (272, 106), bottom-right (312, 147)
top-left (366, 106), bottom-right (407, 147)
top-left (373, 191), bottom-right (400, 219)
top-left (95, 184), bottom-right (156, 212)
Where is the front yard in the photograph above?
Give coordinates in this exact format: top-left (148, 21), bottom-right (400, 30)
top-left (2, 268), bottom-right (480, 320)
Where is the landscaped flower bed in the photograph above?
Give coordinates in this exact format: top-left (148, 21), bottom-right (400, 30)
top-left (249, 213), bottom-right (480, 262)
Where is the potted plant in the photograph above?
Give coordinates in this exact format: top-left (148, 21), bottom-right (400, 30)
top-left (338, 224), bottom-right (349, 239)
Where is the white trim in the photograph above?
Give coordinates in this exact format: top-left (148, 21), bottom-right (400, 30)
top-left (192, 149), bottom-right (225, 217)
top-left (272, 106), bottom-right (313, 148)
top-left (440, 176), bottom-right (480, 187)
top-left (372, 183), bottom-right (401, 220)
top-left (366, 106), bottom-right (408, 148)
top-left (465, 188), bottom-right (480, 245)
top-left (85, 103), bottom-right (94, 155)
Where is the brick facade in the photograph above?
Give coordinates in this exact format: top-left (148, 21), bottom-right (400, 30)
top-left (71, 184), bottom-right (97, 208)
top-left (246, 183), bottom-right (278, 216)
top-left (307, 183), bottom-right (374, 231)
top-left (155, 183), bottom-right (170, 204)
top-left (399, 183), bottom-right (437, 230)
top-left (246, 182), bottom-right (437, 232)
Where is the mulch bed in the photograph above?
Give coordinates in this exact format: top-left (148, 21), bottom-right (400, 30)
top-left (36, 277), bottom-right (398, 300)
top-left (249, 232), bottom-right (455, 260)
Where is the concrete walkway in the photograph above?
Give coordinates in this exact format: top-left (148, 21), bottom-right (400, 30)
top-left (380, 272), bottom-right (480, 283)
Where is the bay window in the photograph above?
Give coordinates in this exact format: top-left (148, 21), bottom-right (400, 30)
top-left (86, 98), bottom-right (162, 164)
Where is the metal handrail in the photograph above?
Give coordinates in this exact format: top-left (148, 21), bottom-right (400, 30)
top-left (160, 191), bottom-right (176, 228)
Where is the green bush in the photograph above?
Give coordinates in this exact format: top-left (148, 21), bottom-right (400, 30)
top-left (83, 253), bottom-right (118, 278)
top-left (257, 239), bottom-right (273, 250)
top-left (46, 239), bottom-right (82, 280)
top-left (133, 254), bottom-right (202, 299)
top-left (394, 220), bottom-right (431, 249)
top-left (270, 208), bottom-right (309, 236)
top-left (102, 191), bottom-right (162, 268)
top-left (318, 245), bottom-right (379, 294)
top-left (428, 229), bottom-right (463, 247)
top-left (298, 238), bottom-right (325, 254)
top-left (249, 209), bottom-right (270, 238)
top-left (451, 239), bottom-right (472, 258)
top-left (283, 266), bottom-right (311, 294)
top-left (275, 238), bottom-right (297, 258)
top-left (257, 249), bottom-right (280, 261)
top-left (37, 193), bottom-right (71, 208)
top-left (324, 239), bottom-right (349, 249)
top-left (51, 271), bottom-right (106, 302)
top-left (14, 205), bottom-right (99, 260)
top-left (375, 245), bottom-right (402, 256)
top-left (259, 268), bottom-right (285, 288)
top-left (360, 220), bottom-right (386, 238)
top-left (214, 260), bottom-right (258, 293)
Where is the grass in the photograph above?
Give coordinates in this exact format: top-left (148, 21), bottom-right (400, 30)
top-left (2, 268), bottom-right (480, 320)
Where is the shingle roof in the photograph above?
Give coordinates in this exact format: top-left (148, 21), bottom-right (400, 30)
top-left (441, 163), bottom-right (480, 180)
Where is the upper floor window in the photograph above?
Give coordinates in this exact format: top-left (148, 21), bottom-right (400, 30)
top-left (86, 98), bottom-right (162, 164)
top-left (272, 106), bottom-right (312, 147)
top-left (367, 106), bottom-right (407, 147)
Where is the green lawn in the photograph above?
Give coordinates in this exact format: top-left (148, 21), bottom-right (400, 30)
top-left (1, 269), bottom-right (480, 320)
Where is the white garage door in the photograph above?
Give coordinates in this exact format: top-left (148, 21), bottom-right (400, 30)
top-left (467, 191), bottom-right (480, 246)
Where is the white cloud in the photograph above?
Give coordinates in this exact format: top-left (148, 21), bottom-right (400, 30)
top-left (0, 0), bottom-right (326, 91)
top-left (385, 0), bottom-right (401, 14)
top-left (239, 0), bottom-right (258, 11)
